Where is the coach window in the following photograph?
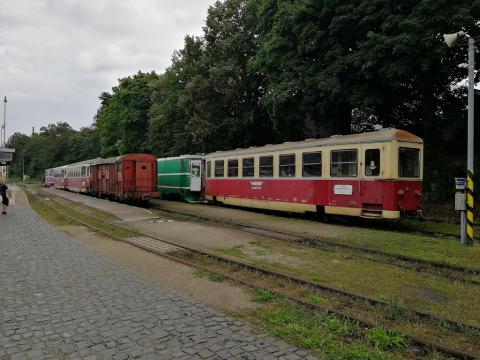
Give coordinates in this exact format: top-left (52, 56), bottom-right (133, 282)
top-left (330, 149), bottom-right (358, 177)
top-left (228, 159), bottom-right (238, 177)
top-left (399, 147), bottom-right (420, 178)
top-left (242, 157), bottom-right (254, 177)
top-left (279, 154), bottom-right (296, 177)
top-left (365, 149), bottom-right (380, 176)
top-left (207, 161), bottom-right (212, 178)
top-left (259, 156), bottom-right (273, 177)
top-left (302, 152), bottom-right (322, 177)
top-left (215, 160), bottom-right (224, 177)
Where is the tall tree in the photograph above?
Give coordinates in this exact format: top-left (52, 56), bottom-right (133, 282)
top-left (96, 71), bottom-right (159, 156)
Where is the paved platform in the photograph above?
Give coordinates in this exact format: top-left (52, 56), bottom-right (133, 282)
top-left (0, 199), bottom-right (314, 359)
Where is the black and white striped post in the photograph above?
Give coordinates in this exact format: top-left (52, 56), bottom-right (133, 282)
top-left (444, 32), bottom-right (476, 245)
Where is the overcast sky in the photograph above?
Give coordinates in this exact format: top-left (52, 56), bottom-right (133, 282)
top-left (0, 0), bottom-right (215, 140)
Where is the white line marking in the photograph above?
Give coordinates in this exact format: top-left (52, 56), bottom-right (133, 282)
top-left (122, 216), bottom-right (159, 222)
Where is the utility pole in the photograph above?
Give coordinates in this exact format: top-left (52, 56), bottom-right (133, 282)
top-left (466, 37), bottom-right (475, 246)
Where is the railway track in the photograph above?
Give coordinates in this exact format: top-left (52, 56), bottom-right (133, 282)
top-left (148, 203), bottom-right (480, 286)
top-left (29, 188), bottom-right (480, 359)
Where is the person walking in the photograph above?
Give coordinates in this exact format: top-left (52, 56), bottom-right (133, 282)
top-left (0, 180), bottom-right (9, 214)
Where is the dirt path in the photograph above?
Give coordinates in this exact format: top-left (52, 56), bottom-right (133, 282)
top-left (60, 225), bottom-right (256, 312)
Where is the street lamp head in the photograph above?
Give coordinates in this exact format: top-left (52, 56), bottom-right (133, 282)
top-left (3, 97), bottom-right (6, 103)
top-left (443, 31), bottom-right (466, 47)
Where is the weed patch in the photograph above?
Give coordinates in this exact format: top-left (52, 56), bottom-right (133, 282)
top-left (254, 290), bottom-right (279, 303)
top-left (365, 328), bottom-right (408, 350)
top-left (216, 246), bottom-right (244, 257)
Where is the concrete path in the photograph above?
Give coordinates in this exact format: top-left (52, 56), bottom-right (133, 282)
top-left (0, 191), bottom-right (314, 359)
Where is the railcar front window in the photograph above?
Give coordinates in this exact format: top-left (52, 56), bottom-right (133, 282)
top-left (365, 149), bottom-right (380, 176)
top-left (279, 154), bottom-right (295, 177)
top-left (399, 147), bottom-right (420, 178)
top-left (330, 150), bottom-right (358, 177)
top-left (302, 152), bottom-right (322, 177)
top-left (228, 159), bottom-right (238, 177)
top-left (214, 160), bottom-right (224, 178)
top-left (207, 161), bottom-right (212, 178)
top-left (259, 156), bottom-right (273, 177)
top-left (242, 157), bottom-right (254, 177)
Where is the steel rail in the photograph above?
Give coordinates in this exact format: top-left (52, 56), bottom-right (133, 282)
top-left (30, 189), bottom-right (480, 359)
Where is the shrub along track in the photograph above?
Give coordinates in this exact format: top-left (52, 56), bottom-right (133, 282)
top-left (27, 188), bottom-right (480, 359)
top-left (148, 204), bottom-right (480, 286)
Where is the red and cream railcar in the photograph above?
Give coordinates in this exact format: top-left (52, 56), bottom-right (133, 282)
top-left (43, 168), bottom-right (55, 187)
top-left (90, 154), bottom-right (159, 201)
top-left (57, 159), bottom-right (96, 193)
top-left (204, 129), bottom-right (423, 219)
top-left (53, 165), bottom-right (68, 189)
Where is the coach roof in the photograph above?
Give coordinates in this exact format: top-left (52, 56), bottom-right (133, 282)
top-left (205, 129), bottom-right (422, 159)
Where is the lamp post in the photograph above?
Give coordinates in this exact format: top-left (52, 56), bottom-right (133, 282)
top-left (444, 32), bottom-right (476, 245)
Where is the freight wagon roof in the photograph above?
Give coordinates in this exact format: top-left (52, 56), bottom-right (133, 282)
top-left (92, 153), bottom-right (156, 165)
top-left (205, 129), bottom-right (422, 158)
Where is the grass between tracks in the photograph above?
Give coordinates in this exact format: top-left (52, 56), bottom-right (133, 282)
top-left (150, 202), bottom-right (480, 271)
top-left (215, 239), bottom-right (480, 327)
top-left (181, 252), bottom-right (461, 359)
top-left (24, 188), bottom-right (135, 240)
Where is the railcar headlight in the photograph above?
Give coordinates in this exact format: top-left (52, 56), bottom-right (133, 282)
top-left (398, 189), bottom-right (406, 197)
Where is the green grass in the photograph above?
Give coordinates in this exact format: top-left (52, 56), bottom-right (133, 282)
top-left (208, 273), bottom-right (226, 282)
top-left (193, 270), bottom-right (208, 278)
top-left (254, 289), bottom-right (279, 303)
top-left (241, 299), bottom-right (416, 360)
top-left (216, 245), bottom-right (244, 257)
top-left (365, 328), bottom-right (408, 350)
top-left (305, 294), bottom-right (328, 305)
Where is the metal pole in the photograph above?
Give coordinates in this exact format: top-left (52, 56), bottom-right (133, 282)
top-left (466, 37), bottom-right (475, 246)
top-left (2, 97), bottom-right (6, 148)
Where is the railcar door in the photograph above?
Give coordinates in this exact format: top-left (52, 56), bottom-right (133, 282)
top-left (135, 160), bottom-right (153, 192)
top-left (360, 147), bottom-right (383, 209)
top-left (123, 161), bottom-right (134, 195)
top-left (190, 160), bottom-right (202, 192)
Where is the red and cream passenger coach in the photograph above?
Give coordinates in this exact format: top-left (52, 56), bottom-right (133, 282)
top-left (204, 129), bottom-right (423, 219)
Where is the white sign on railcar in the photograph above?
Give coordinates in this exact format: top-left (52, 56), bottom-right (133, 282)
top-left (333, 184), bottom-right (353, 195)
top-left (250, 181), bottom-right (264, 190)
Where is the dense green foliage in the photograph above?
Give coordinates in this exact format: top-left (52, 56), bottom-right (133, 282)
top-left (8, 0), bottom-right (480, 203)
top-left (8, 123), bottom-right (100, 179)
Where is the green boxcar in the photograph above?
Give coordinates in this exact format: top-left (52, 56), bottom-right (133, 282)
top-left (157, 155), bottom-right (204, 202)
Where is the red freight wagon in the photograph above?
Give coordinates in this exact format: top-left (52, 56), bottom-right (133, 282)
top-left (90, 154), bottom-right (159, 202)
top-left (204, 129), bottom-right (423, 219)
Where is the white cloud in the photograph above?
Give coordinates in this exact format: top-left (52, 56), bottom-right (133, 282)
top-left (0, 0), bottom-right (215, 138)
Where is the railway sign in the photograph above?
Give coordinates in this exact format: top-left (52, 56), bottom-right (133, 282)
top-left (0, 147), bottom-right (15, 165)
top-left (455, 177), bottom-right (467, 191)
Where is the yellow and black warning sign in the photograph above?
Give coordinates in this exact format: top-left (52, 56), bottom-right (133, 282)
top-left (466, 170), bottom-right (474, 245)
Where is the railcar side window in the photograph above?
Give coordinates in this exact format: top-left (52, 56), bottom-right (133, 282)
top-left (330, 150), bottom-right (358, 177)
top-left (207, 161), bottom-right (212, 178)
top-left (399, 147), bottom-right (420, 178)
top-left (302, 152), bottom-right (322, 177)
top-left (365, 149), bottom-right (380, 176)
top-left (242, 157), bottom-right (254, 177)
top-left (259, 156), bottom-right (273, 177)
top-left (228, 159), bottom-right (238, 177)
top-left (214, 160), bottom-right (224, 177)
top-left (279, 154), bottom-right (296, 177)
